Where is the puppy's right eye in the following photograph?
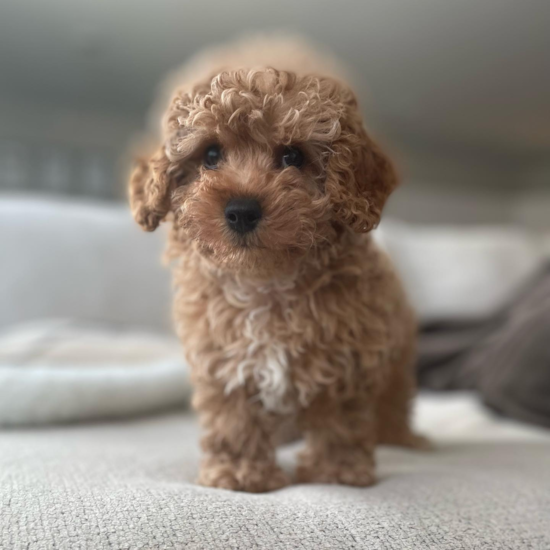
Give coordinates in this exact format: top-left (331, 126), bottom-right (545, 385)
top-left (281, 146), bottom-right (304, 169)
top-left (204, 144), bottom-right (222, 170)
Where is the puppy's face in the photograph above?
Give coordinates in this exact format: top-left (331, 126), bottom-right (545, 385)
top-left (130, 69), bottom-right (397, 277)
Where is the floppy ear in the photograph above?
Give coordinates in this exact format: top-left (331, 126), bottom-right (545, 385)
top-left (128, 146), bottom-right (171, 232)
top-left (325, 94), bottom-right (398, 233)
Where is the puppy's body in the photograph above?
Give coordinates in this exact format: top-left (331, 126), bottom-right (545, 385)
top-left (130, 36), bottom-right (424, 492)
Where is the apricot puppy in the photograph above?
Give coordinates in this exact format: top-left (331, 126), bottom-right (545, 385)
top-left (129, 38), bottom-right (424, 492)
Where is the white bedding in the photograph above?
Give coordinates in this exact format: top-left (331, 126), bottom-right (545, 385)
top-left (414, 392), bottom-right (550, 444)
top-left (0, 319), bottom-right (190, 426)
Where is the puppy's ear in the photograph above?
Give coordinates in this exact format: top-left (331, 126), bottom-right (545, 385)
top-left (325, 87), bottom-right (398, 233)
top-left (128, 146), bottom-right (171, 232)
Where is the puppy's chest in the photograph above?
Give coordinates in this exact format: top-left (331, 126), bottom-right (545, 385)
top-left (181, 274), bottom-right (382, 414)
top-left (212, 287), bottom-right (313, 414)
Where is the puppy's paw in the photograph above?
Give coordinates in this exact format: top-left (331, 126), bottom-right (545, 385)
top-left (197, 458), bottom-right (241, 491)
top-left (296, 451), bottom-right (376, 488)
top-left (237, 460), bottom-right (291, 493)
top-left (198, 456), bottom-right (290, 493)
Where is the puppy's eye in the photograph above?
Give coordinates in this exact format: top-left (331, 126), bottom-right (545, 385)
top-left (204, 144), bottom-right (222, 169)
top-left (281, 146), bottom-right (304, 169)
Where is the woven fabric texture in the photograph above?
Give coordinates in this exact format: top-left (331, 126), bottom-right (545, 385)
top-left (1, 412), bottom-right (549, 549)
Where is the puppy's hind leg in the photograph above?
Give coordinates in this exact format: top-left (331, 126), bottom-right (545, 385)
top-left (375, 354), bottom-right (431, 450)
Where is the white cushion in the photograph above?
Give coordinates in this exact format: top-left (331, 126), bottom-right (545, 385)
top-left (0, 194), bottom-right (171, 332)
top-left (0, 319), bottom-right (189, 426)
top-left (375, 220), bottom-right (546, 322)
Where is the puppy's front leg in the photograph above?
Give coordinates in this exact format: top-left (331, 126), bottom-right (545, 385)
top-left (193, 384), bottom-right (290, 492)
top-left (297, 394), bottom-right (377, 487)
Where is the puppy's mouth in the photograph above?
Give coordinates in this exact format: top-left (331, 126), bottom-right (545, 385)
top-left (228, 232), bottom-right (265, 250)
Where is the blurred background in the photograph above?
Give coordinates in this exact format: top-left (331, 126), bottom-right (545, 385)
top-left (1, 0), bottom-right (549, 225)
top-left (1, 0), bottom-right (550, 429)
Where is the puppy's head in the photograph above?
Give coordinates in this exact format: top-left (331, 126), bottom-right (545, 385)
top-left (129, 68), bottom-right (397, 276)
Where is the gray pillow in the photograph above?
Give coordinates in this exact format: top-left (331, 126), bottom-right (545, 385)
top-left (471, 265), bottom-right (550, 428)
top-left (417, 265), bottom-right (550, 429)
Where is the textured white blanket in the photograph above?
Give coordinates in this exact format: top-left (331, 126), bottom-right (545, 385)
top-left (0, 320), bottom-right (190, 426)
top-left (1, 395), bottom-right (549, 550)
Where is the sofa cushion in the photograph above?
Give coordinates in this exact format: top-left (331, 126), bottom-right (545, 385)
top-left (0, 195), bottom-right (171, 332)
top-left (375, 220), bottom-right (546, 322)
top-left (1, 395), bottom-right (549, 550)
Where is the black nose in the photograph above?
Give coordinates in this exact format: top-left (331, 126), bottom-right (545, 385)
top-left (224, 198), bottom-right (262, 234)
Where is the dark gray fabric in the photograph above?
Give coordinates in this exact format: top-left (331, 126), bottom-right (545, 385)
top-left (417, 320), bottom-right (493, 390)
top-left (417, 264), bottom-right (550, 428)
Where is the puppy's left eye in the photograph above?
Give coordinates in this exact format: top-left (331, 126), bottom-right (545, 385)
top-left (281, 146), bottom-right (304, 169)
top-left (204, 144), bottom-right (222, 170)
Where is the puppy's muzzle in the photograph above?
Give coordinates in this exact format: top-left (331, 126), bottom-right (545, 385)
top-left (224, 198), bottom-right (262, 234)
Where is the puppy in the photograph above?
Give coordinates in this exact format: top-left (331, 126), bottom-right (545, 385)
top-left (129, 36), bottom-right (425, 493)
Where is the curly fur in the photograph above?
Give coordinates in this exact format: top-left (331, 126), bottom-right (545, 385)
top-left (129, 36), bottom-right (426, 493)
